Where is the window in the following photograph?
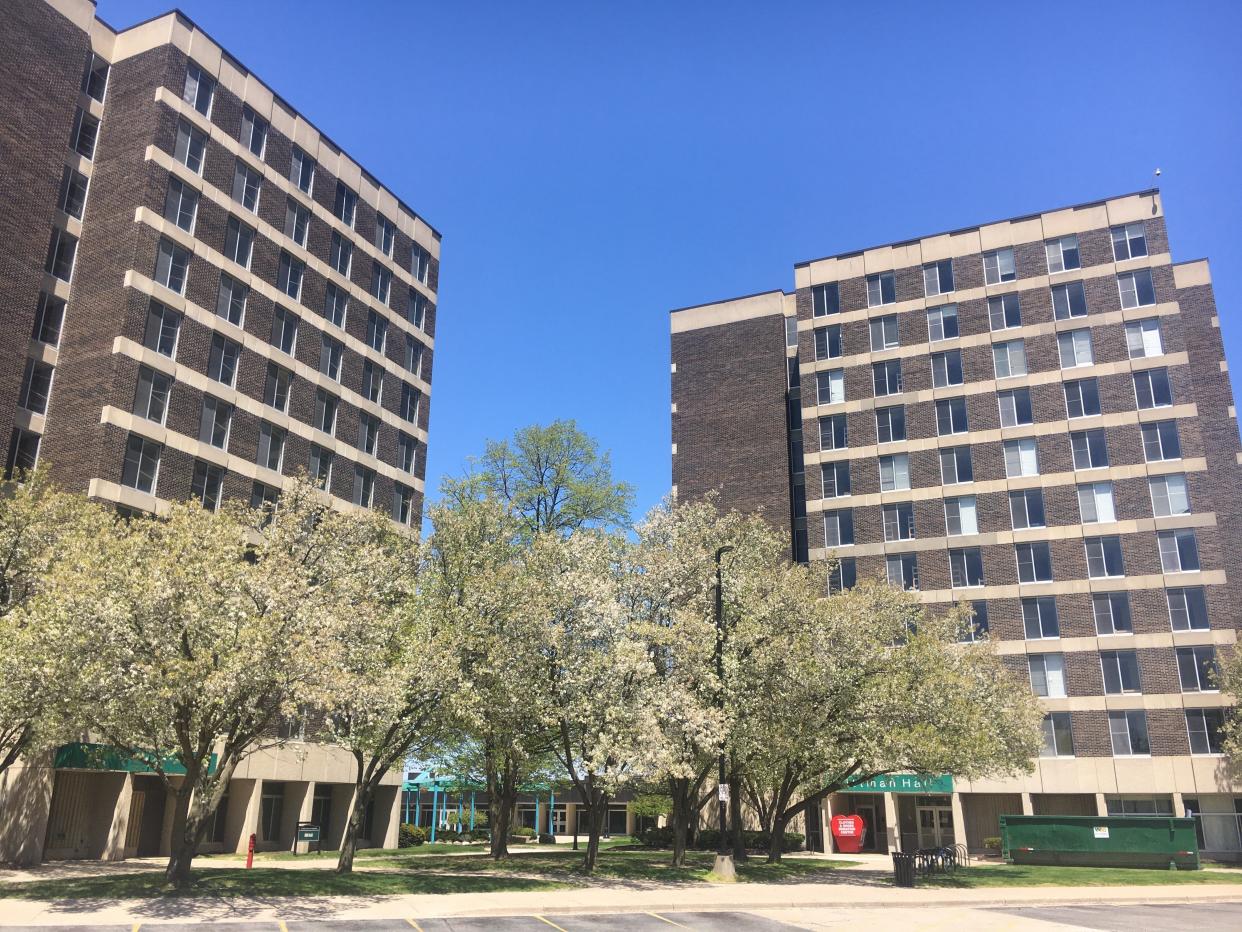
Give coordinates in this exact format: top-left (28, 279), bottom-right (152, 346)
top-left (411, 243), bottom-right (432, 284)
top-left (1051, 281), bottom-right (1088, 319)
top-left (329, 231), bottom-right (353, 276)
top-left (1177, 646), bottom-right (1218, 693)
top-left (1045, 235), bottom-right (1080, 273)
top-left (886, 553), bottom-right (918, 590)
top-left (366, 309), bottom-right (388, 353)
top-left (1077, 481), bottom-right (1116, 523)
top-left (190, 460), bottom-right (224, 511)
top-left (927, 304), bottom-right (958, 341)
top-left (277, 251), bottom-right (304, 300)
top-left (1029, 653), bottom-right (1066, 698)
top-left (375, 215), bottom-right (396, 255)
top-left (392, 483), bottom-right (415, 526)
top-left (949, 548), bottom-right (984, 588)
top-left (944, 496), bottom-right (978, 536)
top-left (875, 406), bottom-right (905, 443)
top-left (223, 216), bottom-right (255, 268)
top-left (1004, 438), bottom-right (1039, 477)
top-left (333, 181), bottom-right (357, 227)
top-left (408, 291), bottom-right (429, 330)
top-left (397, 432), bottom-right (418, 473)
top-left (819, 414), bottom-right (847, 450)
top-left (263, 363), bottom-right (292, 412)
top-left (323, 283), bottom-right (349, 328)
top-left (5, 428), bottom-right (41, 479)
top-left (936, 397), bottom-right (968, 435)
top-left (404, 335), bottom-right (424, 377)
top-left (1101, 650), bottom-right (1141, 694)
top-left (1009, 489), bottom-right (1046, 529)
top-left (1094, 592), bottom-right (1133, 635)
top-left (309, 444), bottom-right (333, 488)
top-left (71, 108), bottom-right (99, 159)
top-left (828, 557), bottom-right (857, 592)
top-left (18, 360), bottom-right (53, 414)
top-left (1134, 368), bottom-right (1172, 409)
top-left (1041, 713), bottom-right (1075, 758)
top-left (120, 433), bottom-right (161, 493)
top-left (1064, 378), bottom-right (1101, 418)
top-left (868, 316), bottom-right (898, 352)
top-left (216, 273), bottom-right (247, 325)
top-left (59, 166), bottom-right (89, 219)
top-left (1070, 429), bottom-right (1108, 469)
top-left (961, 601), bottom-right (988, 641)
top-left (883, 502), bottom-right (915, 541)
top-left (1058, 329), bottom-right (1094, 368)
top-left (284, 198), bottom-right (310, 247)
top-left (1016, 542), bottom-right (1053, 583)
top-left (1168, 587), bottom-right (1209, 631)
top-left (315, 389), bottom-right (339, 435)
top-left (998, 388), bottom-right (1033, 427)
top-left (319, 335), bottom-right (343, 381)
top-left (1118, 269), bottom-right (1156, 309)
top-left (174, 119), bottom-right (206, 174)
top-left (1022, 596), bottom-right (1059, 638)
top-left (240, 106), bottom-right (268, 158)
top-left (878, 453), bottom-right (910, 491)
top-left (1085, 535), bottom-right (1125, 578)
top-left (1125, 319), bottom-right (1163, 358)
top-left (1111, 222), bottom-right (1148, 261)
top-left (290, 146), bottom-right (315, 195)
top-left (400, 383), bottom-right (420, 423)
top-left (873, 360), bottom-right (902, 396)
top-left (940, 445), bottom-right (973, 484)
top-left (133, 366), bottom-right (173, 424)
top-left (232, 160), bottom-right (261, 212)
top-left (271, 306), bottom-right (298, 355)
top-left (143, 300), bottom-right (181, 356)
top-left (816, 370), bottom-right (844, 405)
top-left (361, 360), bottom-right (383, 404)
top-left (358, 412), bottom-right (380, 456)
top-left (256, 422), bottom-right (286, 472)
top-left (33, 293), bottom-right (65, 346)
top-left (988, 293), bottom-right (1021, 331)
top-left (207, 333), bottom-right (241, 386)
top-left (81, 52), bottom-right (109, 102)
top-left (1186, 710), bottom-right (1225, 755)
top-left (992, 340), bottom-right (1027, 379)
top-left (821, 461), bottom-right (851, 498)
top-left (983, 247), bottom-right (1016, 284)
top-left (823, 509), bottom-right (854, 547)
top-left (1141, 420), bottom-right (1180, 461)
top-left (198, 396), bottom-right (232, 448)
top-left (923, 259), bottom-right (954, 296)
top-left (931, 349), bottom-right (963, 387)
top-left (866, 272), bottom-right (895, 307)
top-left (251, 482), bottom-right (280, 510)
top-left (1109, 710), bottom-right (1150, 756)
top-left (45, 229), bottom-right (77, 281)
top-left (353, 465), bottom-right (376, 507)
top-left (183, 61), bottom-right (215, 116)
top-left (1149, 474), bottom-right (1190, 517)
top-left (371, 262), bottom-right (392, 305)
top-left (1158, 529), bottom-right (1199, 573)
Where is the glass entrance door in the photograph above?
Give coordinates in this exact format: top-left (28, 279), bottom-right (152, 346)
top-left (916, 806), bottom-right (954, 848)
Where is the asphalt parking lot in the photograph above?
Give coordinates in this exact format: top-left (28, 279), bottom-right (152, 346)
top-left (993, 902), bottom-right (1242, 931)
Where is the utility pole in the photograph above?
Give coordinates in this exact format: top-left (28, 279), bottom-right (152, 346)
top-left (713, 544), bottom-right (736, 880)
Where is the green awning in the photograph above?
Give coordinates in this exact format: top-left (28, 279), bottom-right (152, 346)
top-left (54, 742), bottom-right (217, 776)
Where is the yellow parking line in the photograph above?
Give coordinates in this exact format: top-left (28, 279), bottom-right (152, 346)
top-left (278, 923), bottom-right (289, 932)
top-left (648, 914), bottom-right (691, 930)
top-left (535, 916), bottom-right (570, 932)
top-left (406, 920), bottom-right (425, 932)
top-left (132, 925), bottom-right (141, 932)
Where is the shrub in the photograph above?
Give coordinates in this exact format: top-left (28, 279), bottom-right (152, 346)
top-left (470, 828), bottom-right (491, 842)
top-left (437, 828), bottom-right (460, 842)
top-left (640, 826), bottom-right (673, 848)
top-left (512, 826), bottom-right (536, 838)
top-left (399, 824), bottom-right (426, 848)
top-left (508, 834), bottom-right (530, 844)
top-left (538, 832), bottom-right (556, 844)
top-left (982, 836), bottom-right (1002, 849)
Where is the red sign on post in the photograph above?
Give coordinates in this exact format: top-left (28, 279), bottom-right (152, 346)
top-left (830, 813), bottom-right (866, 854)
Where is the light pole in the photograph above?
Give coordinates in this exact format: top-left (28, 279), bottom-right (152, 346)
top-left (713, 544), bottom-right (736, 880)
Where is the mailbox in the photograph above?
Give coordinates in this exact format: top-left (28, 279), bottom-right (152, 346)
top-left (831, 813), bottom-right (866, 854)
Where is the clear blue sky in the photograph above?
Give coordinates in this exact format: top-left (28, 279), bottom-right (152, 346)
top-left (99, 0), bottom-right (1242, 522)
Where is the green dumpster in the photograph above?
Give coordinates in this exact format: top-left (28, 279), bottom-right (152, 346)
top-left (1000, 815), bottom-right (1199, 870)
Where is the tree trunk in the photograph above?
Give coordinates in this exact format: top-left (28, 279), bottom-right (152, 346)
top-left (668, 776), bottom-right (691, 867)
top-left (487, 753), bottom-right (518, 860)
top-left (729, 772), bottom-right (747, 862)
top-left (767, 812), bottom-right (790, 863)
top-left (583, 789), bottom-right (607, 874)
top-left (336, 783), bottom-right (372, 874)
top-left (164, 787), bottom-right (212, 888)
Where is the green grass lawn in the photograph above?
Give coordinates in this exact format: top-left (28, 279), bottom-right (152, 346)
top-left (212, 841), bottom-right (489, 861)
top-left (919, 863), bottom-right (1242, 888)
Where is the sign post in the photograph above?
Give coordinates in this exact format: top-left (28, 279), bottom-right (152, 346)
top-left (245, 832), bottom-right (255, 869)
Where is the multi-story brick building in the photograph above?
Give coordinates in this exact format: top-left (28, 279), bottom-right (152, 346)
top-left (0, 0), bottom-right (440, 863)
top-left (671, 190), bottom-right (1242, 859)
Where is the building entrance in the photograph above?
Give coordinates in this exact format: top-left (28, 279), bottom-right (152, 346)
top-left (916, 805), bottom-right (954, 848)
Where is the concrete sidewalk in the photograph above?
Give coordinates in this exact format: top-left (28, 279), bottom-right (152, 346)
top-left (3, 880), bottom-right (1241, 926)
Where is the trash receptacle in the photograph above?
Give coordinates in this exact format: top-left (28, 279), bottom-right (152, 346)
top-left (892, 851), bottom-right (915, 887)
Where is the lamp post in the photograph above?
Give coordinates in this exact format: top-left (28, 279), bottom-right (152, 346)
top-left (713, 544), bottom-right (736, 880)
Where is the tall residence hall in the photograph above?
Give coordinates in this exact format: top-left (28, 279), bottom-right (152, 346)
top-left (671, 190), bottom-right (1242, 860)
top-left (0, 0), bottom-right (439, 864)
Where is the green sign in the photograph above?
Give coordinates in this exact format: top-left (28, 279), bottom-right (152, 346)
top-left (846, 773), bottom-right (953, 794)
top-left (54, 742), bottom-right (217, 776)
top-left (297, 826), bottom-right (321, 842)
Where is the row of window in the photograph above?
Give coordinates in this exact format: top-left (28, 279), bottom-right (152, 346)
top-left (1041, 707), bottom-right (1223, 758)
top-left (120, 431), bottom-right (418, 524)
top-left (811, 222), bottom-right (1151, 315)
top-left (1027, 644), bottom-right (1217, 699)
top-left (179, 62), bottom-right (433, 284)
